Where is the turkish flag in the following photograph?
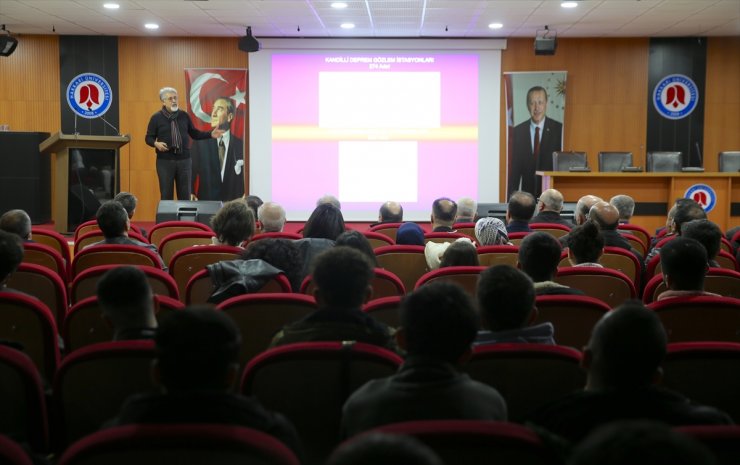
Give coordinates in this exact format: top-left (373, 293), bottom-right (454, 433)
top-left (185, 68), bottom-right (248, 139)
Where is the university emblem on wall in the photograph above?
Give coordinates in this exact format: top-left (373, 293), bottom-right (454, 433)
top-left (653, 74), bottom-right (699, 120)
top-left (66, 73), bottom-right (113, 119)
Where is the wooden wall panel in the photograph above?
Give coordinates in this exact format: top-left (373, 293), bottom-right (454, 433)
top-left (118, 37), bottom-right (247, 221)
top-left (704, 37), bottom-right (740, 171)
top-left (499, 38), bottom-right (649, 199)
top-left (0, 36), bottom-right (60, 133)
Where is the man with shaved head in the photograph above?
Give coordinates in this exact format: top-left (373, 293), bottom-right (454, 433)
top-left (430, 198), bottom-right (458, 232)
top-left (531, 188), bottom-right (573, 228)
top-left (588, 201), bottom-right (643, 262)
top-left (374, 201), bottom-right (403, 225)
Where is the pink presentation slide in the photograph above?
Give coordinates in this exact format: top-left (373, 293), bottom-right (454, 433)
top-left (271, 53), bottom-right (479, 213)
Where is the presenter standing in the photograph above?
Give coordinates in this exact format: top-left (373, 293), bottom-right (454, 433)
top-left (145, 87), bottom-right (223, 200)
top-left (509, 86), bottom-right (563, 198)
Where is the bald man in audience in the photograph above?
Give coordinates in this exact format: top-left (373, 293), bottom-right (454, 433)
top-left (588, 201), bottom-right (643, 261)
top-left (0, 209), bottom-right (32, 242)
top-left (430, 198), bottom-right (458, 232)
top-left (531, 189), bottom-right (573, 228)
top-left (455, 198), bottom-right (477, 223)
top-left (257, 202), bottom-right (287, 233)
top-left (505, 191), bottom-right (536, 233)
top-left (372, 201), bottom-right (403, 226)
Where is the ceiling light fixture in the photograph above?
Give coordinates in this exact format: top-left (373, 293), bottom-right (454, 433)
top-left (561, 2), bottom-right (578, 8)
top-left (103, 3), bottom-right (120, 9)
top-left (331, 2), bottom-right (348, 8)
top-left (340, 23), bottom-right (355, 29)
top-left (488, 23), bottom-right (503, 29)
top-left (144, 23), bottom-right (159, 30)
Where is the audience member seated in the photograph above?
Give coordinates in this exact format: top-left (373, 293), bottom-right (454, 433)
top-left (519, 232), bottom-right (585, 296)
top-left (97, 266), bottom-right (157, 341)
top-left (651, 198), bottom-right (692, 245)
top-left (341, 281), bottom-right (507, 436)
top-left (567, 221), bottom-right (605, 267)
top-left (680, 219), bottom-right (723, 268)
top-left (246, 195), bottom-right (263, 221)
top-left (474, 217), bottom-right (510, 246)
top-left (89, 200), bottom-right (165, 268)
top-left (439, 240), bottom-right (479, 268)
top-left (575, 202), bottom-right (643, 263)
top-left (372, 201), bottom-right (403, 227)
top-left (572, 194), bottom-right (603, 228)
top-left (239, 238), bottom-right (304, 291)
top-left (645, 199), bottom-right (706, 266)
top-left (270, 247), bottom-right (395, 349)
top-left (317, 194), bottom-right (341, 210)
top-left (113, 191), bottom-right (145, 236)
top-left (475, 265), bottom-right (554, 345)
top-left (455, 197), bottom-right (477, 223)
top-left (505, 191), bottom-right (536, 233)
top-left (0, 209), bottom-right (33, 242)
top-left (528, 301), bottom-right (732, 443)
top-left (210, 199), bottom-right (255, 247)
top-left (257, 201), bottom-right (287, 233)
top-left (430, 197), bottom-right (458, 232)
top-left (0, 230), bottom-right (26, 295)
top-left (570, 420), bottom-right (717, 465)
top-left (302, 203), bottom-right (345, 241)
top-left (657, 237), bottom-right (719, 301)
top-left (326, 432), bottom-right (443, 465)
top-left (424, 238), bottom-right (474, 270)
top-left (336, 230), bottom-right (378, 267)
top-left (531, 189), bottom-right (573, 228)
top-left (610, 194), bottom-right (635, 225)
top-left (395, 223), bottom-right (425, 246)
top-left (107, 307), bottom-right (302, 457)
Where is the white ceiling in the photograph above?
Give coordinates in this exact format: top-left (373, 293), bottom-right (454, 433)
top-left (1, 0), bottom-right (738, 38)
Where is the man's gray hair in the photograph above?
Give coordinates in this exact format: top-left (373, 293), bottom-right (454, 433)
top-left (258, 202), bottom-right (287, 233)
top-left (317, 194), bottom-right (341, 210)
top-left (539, 189), bottom-right (564, 212)
top-left (159, 87), bottom-right (178, 101)
top-left (456, 197), bottom-right (477, 220)
top-left (610, 194), bottom-right (635, 220)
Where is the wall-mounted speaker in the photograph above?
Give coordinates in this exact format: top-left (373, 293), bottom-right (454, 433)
top-left (534, 37), bottom-right (557, 55)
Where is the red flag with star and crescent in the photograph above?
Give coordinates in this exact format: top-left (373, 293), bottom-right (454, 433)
top-left (185, 68), bottom-right (248, 199)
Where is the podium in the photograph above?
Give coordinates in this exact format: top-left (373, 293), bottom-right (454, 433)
top-left (39, 133), bottom-right (130, 233)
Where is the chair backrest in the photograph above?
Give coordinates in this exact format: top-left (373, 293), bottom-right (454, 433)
top-left (158, 230), bottom-right (216, 267)
top-left (476, 245), bottom-right (520, 267)
top-left (367, 222), bottom-right (405, 241)
top-left (617, 223), bottom-right (651, 250)
top-left (463, 344), bottom-right (586, 422)
top-left (598, 151), bottom-right (633, 172)
top-left (53, 340), bottom-right (158, 449)
top-left (716, 250), bottom-right (739, 271)
top-left (0, 292), bottom-right (59, 384)
top-left (73, 220), bottom-right (100, 242)
top-left (555, 266), bottom-right (636, 307)
top-left (414, 266), bottom-right (486, 298)
top-left (22, 242), bottom-right (67, 281)
top-left (0, 433), bottom-right (35, 465)
top-left (301, 268), bottom-right (405, 300)
top-left (217, 293), bottom-right (318, 365)
top-left (148, 221), bottom-right (213, 248)
top-left (31, 228), bottom-right (72, 266)
top-left (529, 223), bottom-right (571, 238)
top-left (374, 245), bottom-right (428, 292)
top-left (552, 151), bottom-right (588, 171)
top-left (240, 341), bottom-right (403, 465)
top-left (72, 245), bottom-right (162, 279)
top-left (251, 232), bottom-right (303, 241)
top-left (620, 232), bottom-right (647, 257)
top-left (361, 231), bottom-right (395, 249)
top-left (0, 346), bottom-right (49, 452)
top-left (168, 245), bottom-right (242, 297)
top-left (372, 420), bottom-right (561, 465)
top-left (70, 264), bottom-right (179, 304)
top-left (645, 269), bottom-right (740, 303)
top-left (57, 424), bottom-right (300, 465)
top-left (645, 252), bottom-right (663, 279)
top-left (507, 232), bottom-right (529, 245)
top-left (74, 231), bottom-right (150, 255)
top-left (718, 151), bottom-right (740, 173)
top-left (598, 246), bottom-right (643, 289)
top-left (452, 222), bottom-right (476, 241)
top-left (423, 232), bottom-right (469, 244)
top-left (362, 296), bottom-right (403, 329)
top-left (663, 342), bottom-right (740, 423)
top-left (185, 268), bottom-right (292, 305)
top-left (647, 151), bottom-right (683, 172)
top-left (6, 263), bottom-right (68, 327)
top-left (675, 425), bottom-right (740, 465)
top-left (533, 295), bottom-right (611, 350)
top-left (647, 296), bottom-right (740, 343)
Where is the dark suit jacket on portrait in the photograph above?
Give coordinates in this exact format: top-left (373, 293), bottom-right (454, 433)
top-left (192, 133), bottom-right (245, 201)
top-left (509, 117), bottom-right (563, 198)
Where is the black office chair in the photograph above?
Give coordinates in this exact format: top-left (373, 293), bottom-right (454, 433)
top-left (719, 151), bottom-right (740, 172)
top-left (598, 151), bottom-right (633, 172)
top-left (646, 151), bottom-right (683, 172)
top-left (552, 151), bottom-right (588, 171)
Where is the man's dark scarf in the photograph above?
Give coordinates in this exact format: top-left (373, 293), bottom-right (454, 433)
top-left (161, 107), bottom-right (182, 152)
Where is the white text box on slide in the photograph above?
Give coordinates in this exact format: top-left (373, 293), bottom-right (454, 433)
top-left (338, 141), bottom-right (418, 202)
top-left (319, 72), bottom-right (440, 129)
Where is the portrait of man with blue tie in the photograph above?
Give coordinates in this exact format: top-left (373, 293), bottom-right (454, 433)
top-left (191, 97), bottom-right (245, 201)
top-left (509, 86), bottom-right (563, 198)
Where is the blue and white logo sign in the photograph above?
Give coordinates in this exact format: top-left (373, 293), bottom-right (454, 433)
top-left (66, 73), bottom-right (113, 119)
top-left (653, 74), bottom-right (699, 120)
top-left (684, 184), bottom-right (716, 213)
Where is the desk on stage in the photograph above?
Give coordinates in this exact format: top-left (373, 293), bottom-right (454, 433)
top-left (536, 171), bottom-right (740, 232)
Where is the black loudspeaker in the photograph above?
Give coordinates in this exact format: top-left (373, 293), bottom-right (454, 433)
top-left (68, 184), bottom-right (102, 232)
top-left (156, 200), bottom-right (222, 226)
top-left (534, 37), bottom-right (557, 55)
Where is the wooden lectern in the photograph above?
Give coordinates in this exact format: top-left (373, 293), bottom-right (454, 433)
top-left (39, 132), bottom-right (130, 233)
